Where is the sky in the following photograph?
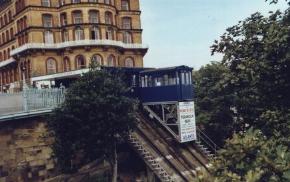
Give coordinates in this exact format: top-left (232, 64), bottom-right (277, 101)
top-left (140, 0), bottom-right (289, 70)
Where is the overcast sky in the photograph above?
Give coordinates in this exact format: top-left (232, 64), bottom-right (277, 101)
top-left (140, 0), bottom-right (288, 70)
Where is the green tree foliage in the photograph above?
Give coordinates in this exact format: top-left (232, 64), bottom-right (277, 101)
top-left (194, 62), bottom-right (236, 147)
top-left (194, 3), bottom-right (290, 181)
top-left (212, 129), bottom-right (290, 182)
top-left (210, 8), bottom-right (290, 144)
top-left (49, 68), bottom-right (137, 176)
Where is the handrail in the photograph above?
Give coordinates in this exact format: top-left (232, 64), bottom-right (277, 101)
top-left (196, 127), bottom-right (218, 156)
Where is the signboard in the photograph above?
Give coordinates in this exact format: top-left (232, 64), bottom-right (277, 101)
top-left (178, 101), bottom-right (196, 143)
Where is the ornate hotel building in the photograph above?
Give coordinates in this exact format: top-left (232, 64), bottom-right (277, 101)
top-left (0, 0), bottom-right (148, 92)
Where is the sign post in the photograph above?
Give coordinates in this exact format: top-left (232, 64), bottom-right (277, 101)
top-left (177, 101), bottom-right (196, 143)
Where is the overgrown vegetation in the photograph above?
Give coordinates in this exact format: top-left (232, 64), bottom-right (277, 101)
top-left (49, 67), bottom-right (137, 182)
top-left (195, 1), bottom-right (290, 181)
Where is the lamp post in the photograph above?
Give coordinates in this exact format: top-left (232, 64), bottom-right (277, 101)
top-left (22, 64), bottom-right (28, 112)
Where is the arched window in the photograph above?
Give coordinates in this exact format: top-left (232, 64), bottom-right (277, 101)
top-left (0, 52), bottom-right (2, 61)
top-left (74, 27), bottom-right (84, 40)
top-left (42, 14), bottom-right (53, 27)
top-left (46, 58), bottom-right (57, 74)
top-left (123, 31), bottom-right (132, 43)
top-left (2, 33), bottom-right (5, 43)
top-left (4, 14), bottom-right (7, 25)
top-left (7, 48), bottom-right (10, 58)
top-left (44, 30), bottom-right (54, 43)
top-left (63, 57), bottom-right (70, 72)
top-left (60, 13), bottom-right (67, 26)
top-left (6, 30), bottom-right (9, 41)
top-left (91, 54), bottom-right (102, 65)
top-left (59, 0), bottom-right (65, 6)
top-left (0, 17), bottom-right (3, 28)
top-left (42, 0), bottom-right (51, 7)
top-left (75, 55), bottom-right (86, 69)
top-left (90, 26), bottom-right (100, 40)
top-left (8, 11), bottom-right (12, 22)
top-left (121, 0), bottom-right (129, 10)
top-left (89, 10), bottom-right (99, 23)
top-left (122, 17), bottom-right (131, 29)
top-left (107, 55), bottom-right (116, 67)
top-left (124, 57), bottom-right (134, 67)
top-left (10, 28), bottom-right (13, 38)
top-left (105, 11), bottom-right (113, 24)
top-left (106, 27), bottom-right (113, 40)
top-left (3, 50), bottom-right (6, 60)
top-left (23, 16), bottom-right (27, 29)
top-left (72, 11), bottom-right (83, 24)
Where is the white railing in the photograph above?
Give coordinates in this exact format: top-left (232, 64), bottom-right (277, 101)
top-left (0, 88), bottom-right (65, 117)
top-left (11, 40), bottom-right (148, 56)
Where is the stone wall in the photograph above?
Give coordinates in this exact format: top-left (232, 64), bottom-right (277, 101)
top-left (0, 117), bottom-right (56, 182)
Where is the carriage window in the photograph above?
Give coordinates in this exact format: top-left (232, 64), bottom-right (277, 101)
top-left (164, 75), bottom-right (169, 86)
top-left (132, 75), bottom-right (136, 87)
top-left (141, 77), bottom-right (145, 87)
top-left (145, 75), bottom-right (148, 87)
top-left (181, 72), bottom-right (185, 85)
top-left (168, 75), bottom-right (176, 85)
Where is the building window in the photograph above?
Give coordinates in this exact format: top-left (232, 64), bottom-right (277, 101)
top-left (91, 54), bottom-right (102, 65)
top-left (8, 11), bottom-right (12, 22)
top-left (107, 55), bottom-right (115, 67)
top-left (104, 0), bottom-right (111, 5)
top-left (106, 27), bottom-right (113, 40)
top-left (75, 55), bottom-right (86, 69)
top-left (60, 13), bottom-right (68, 26)
top-left (121, 0), bottom-right (129, 10)
top-left (89, 10), bottom-right (99, 23)
top-left (105, 12), bottom-right (113, 24)
top-left (10, 28), bottom-right (13, 39)
top-left (59, 0), bottom-right (65, 6)
top-left (75, 27), bottom-right (84, 40)
top-left (72, 0), bottom-right (80, 3)
top-left (122, 17), bottom-right (131, 29)
top-left (73, 11), bottom-right (83, 24)
top-left (125, 57), bottom-right (134, 67)
top-left (62, 30), bottom-right (69, 42)
top-left (63, 57), bottom-right (70, 72)
top-left (47, 58), bottom-right (57, 74)
top-left (123, 31), bottom-right (132, 43)
top-left (91, 26), bottom-right (100, 40)
top-left (88, 0), bottom-right (98, 2)
top-left (43, 14), bottom-right (53, 27)
top-left (44, 30), bottom-right (54, 43)
top-left (42, 0), bottom-right (51, 7)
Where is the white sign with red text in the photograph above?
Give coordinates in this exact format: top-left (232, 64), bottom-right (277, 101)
top-left (178, 101), bottom-right (196, 143)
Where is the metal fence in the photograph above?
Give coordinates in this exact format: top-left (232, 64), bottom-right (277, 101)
top-left (0, 88), bottom-right (65, 116)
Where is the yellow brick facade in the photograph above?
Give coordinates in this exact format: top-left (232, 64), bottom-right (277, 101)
top-left (0, 0), bottom-right (147, 92)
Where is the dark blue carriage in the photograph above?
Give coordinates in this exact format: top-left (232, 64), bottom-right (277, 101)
top-left (139, 66), bottom-right (194, 103)
top-left (102, 65), bottom-right (194, 103)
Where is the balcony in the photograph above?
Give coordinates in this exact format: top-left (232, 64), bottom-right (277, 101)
top-left (0, 58), bottom-right (16, 69)
top-left (11, 40), bottom-right (148, 56)
top-left (0, 88), bottom-right (65, 121)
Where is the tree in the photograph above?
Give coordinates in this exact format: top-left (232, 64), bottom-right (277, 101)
top-left (194, 62), bottom-right (236, 147)
top-left (49, 67), bottom-right (137, 182)
top-left (210, 7), bottom-right (290, 144)
top-left (211, 128), bottom-right (290, 182)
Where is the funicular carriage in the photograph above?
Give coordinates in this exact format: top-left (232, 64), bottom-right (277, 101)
top-left (104, 65), bottom-right (196, 143)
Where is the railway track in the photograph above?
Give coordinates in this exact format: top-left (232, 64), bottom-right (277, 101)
top-left (127, 111), bottom-right (210, 182)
